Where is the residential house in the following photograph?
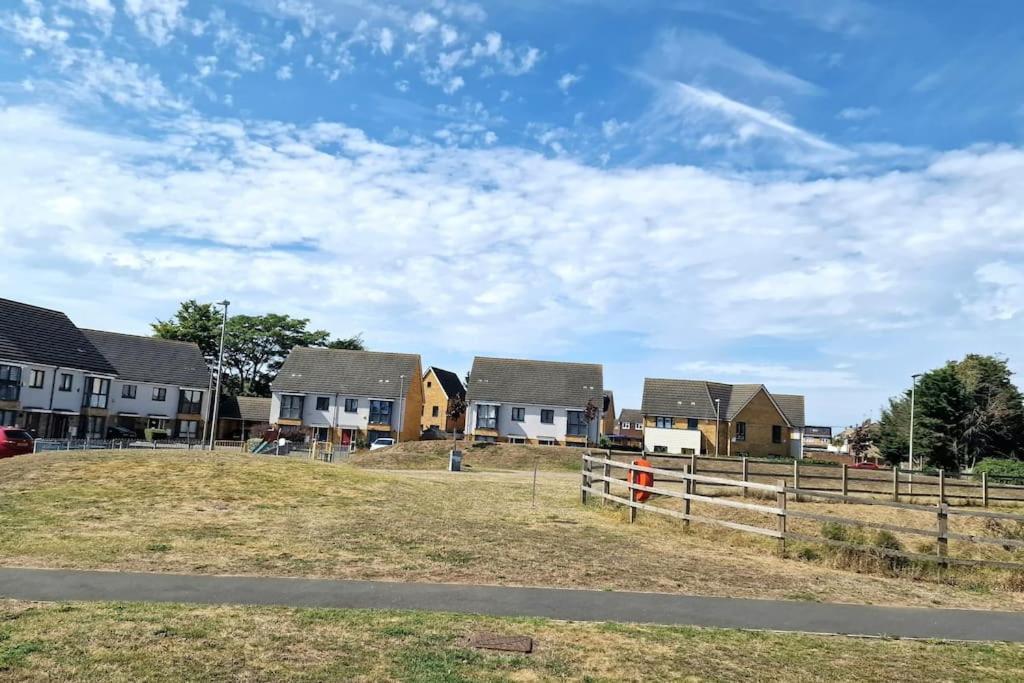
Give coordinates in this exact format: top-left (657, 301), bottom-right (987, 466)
top-left (465, 356), bottom-right (604, 446)
top-left (600, 390), bottom-right (616, 437)
top-left (270, 347), bottom-right (423, 447)
top-left (641, 378), bottom-right (805, 458)
top-left (611, 408), bottom-right (644, 450)
top-left (216, 396), bottom-right (272, 441)
top-left (0, 298), bottom-right (118, 439)
top-left (82, 330), bottom-right (211, 440)
top-left (803, 425), bottom-right (834, 452)
top-left (421, 366), bottom-right (466, 434)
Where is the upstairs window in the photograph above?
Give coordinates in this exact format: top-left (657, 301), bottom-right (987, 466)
top-left (344, 398), bottom-right (358, 413)
top-left (0, 365), bottom-right (22, 402)
top-left (772, 425), bottom-right (783, 444)
top-left (540, 409), bottom-right (554, 424)
top-left (476, 404), bottom-right (498, 429)
top-left (315, 396), bottom-right (330, 411)
top-left (687, 418), bottom-right (699, 430)
top-left (59, 373), bottom-right (73, 392)
top-left (280, 395), bottom-right (304, 420)
top-left (655, 416), bottom-right (672, 429)
top-left (122, 385), bottom-right (137, 399)
top-left (736, 421), bottom-right (747, 442)
top-left (179, 390), bottom-right (204, 415)
top-left (432, 405), bottom-right (440, 418)
top-left (369, 400), bottom-right (393, 425)
top-left (84, 377), bottom-right (110, 409)
top-left (511, 407), bottom-right (525, 422)
top-left (152, 387), bottom-right (167, 402)
top-left (29, 370), bottom-right (45, 389)
top-left (566, 410), bottom-right (587, 437)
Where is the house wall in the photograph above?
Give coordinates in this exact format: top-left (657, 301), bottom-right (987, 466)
top-left (421, 369), bottom-right (449, 432)
top-left (643, 426), bottom-right (702, 454)
top-left (466, 401), bottom-right (601, 445)
top-left (0, 361), bottom-right (111, 437)
top-left (727, 389), bottom-right (791, 458)
top-left (401, 363), bottom-right (424, 442)
top-left (270, 381), bottom-right (423, 444)
top-left (601, 396), bottom-right (616, 436)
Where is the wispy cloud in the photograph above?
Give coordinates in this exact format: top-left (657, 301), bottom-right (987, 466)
top-left (675, 361), bottom-right (866, 390)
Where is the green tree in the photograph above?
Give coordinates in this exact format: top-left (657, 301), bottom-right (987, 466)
top-left (327, 335), bottom-right (365, 351)
top-left (878, 395), bottom-right (911, 466)
top-left (151, 300), bottom-right (221, 360)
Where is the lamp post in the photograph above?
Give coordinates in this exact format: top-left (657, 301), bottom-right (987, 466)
top-left (207, 300), bottom-right (230, 450)
top-left (909, 373), bottom-right (921, 470)
top-left (714, 398), bottom-right (721, 457)
top-left (396, 374), bottom-right (406, 443)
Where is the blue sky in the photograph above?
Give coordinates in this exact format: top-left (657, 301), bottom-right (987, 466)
top-left (2, 0), bottom-right (1024, 428)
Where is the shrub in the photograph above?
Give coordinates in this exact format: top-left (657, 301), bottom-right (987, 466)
top-left (144, 428), bottom-right (169, 442)
top-left (974, 458), bottom-right (1024, 482)
top-left (821, 521), bottom-right (847, 542)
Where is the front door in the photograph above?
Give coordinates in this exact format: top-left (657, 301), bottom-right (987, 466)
top-left (340, 429), bottom-right (353, 447)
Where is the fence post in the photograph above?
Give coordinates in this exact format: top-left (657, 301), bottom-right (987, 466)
top-left (682, 464), bottom-right (692, 528)
top-left (580, 455), bottom-right (588, 504)
top-left (602, 458), bottom-right (611, 504)
top-left (908, 470), bottom-right (913, 496)
top-left (690, 452), bottom-right (698, 497)
top-left (792, 460), bottom-right (800, 489)
top-left (628, 464), bottom-right (638, 524)
top-left (741, 457), bottom-right (749, 498)
top-left (936, 503), bottom-right (948, 566)
top-left (982, 472), bottom-right (989, 508)
top-left (892, 466), bottom-right (900, 503)
top-left (841, 463), bottom-right (849, 501)
top-left (939, 469), bottom-right (945, 505)
top-left (776, 479), bottom-right (787, 556)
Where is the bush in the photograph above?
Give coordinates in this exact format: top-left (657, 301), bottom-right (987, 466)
top-left (974, 458), bottom-right (1024, 482)
top-left (821, 521), bottom-right (847, 542)
top-left (144, 428), bottom-right (169, 442)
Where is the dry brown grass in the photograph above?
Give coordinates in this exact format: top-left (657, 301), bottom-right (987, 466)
top-left (4, 599), bottom-right (1024, 681)
top-left (346, 439), bottom-right (586, 471)
top-left (2, 450), bottom-right (1024, 611)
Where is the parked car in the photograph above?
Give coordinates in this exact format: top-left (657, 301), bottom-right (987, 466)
top-left (370, 437), bottom-right (395, 451)
top-left (851, 462), bottom-right (881, 470)
top-left (0, 428), bottom-right (34, 458)
top-left (420, 427), bottom-right (445, 441)
top-left (106, 425), bottom-right (137, 440)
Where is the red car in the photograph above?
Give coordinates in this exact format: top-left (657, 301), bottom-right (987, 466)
top-left (851, 461), bottom-right (882, 470)
top-left (0, 428), bottom-right (34, 458)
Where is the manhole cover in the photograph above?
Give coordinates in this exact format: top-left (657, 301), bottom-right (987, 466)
top-left (467, 632), bottom-right (534, 654)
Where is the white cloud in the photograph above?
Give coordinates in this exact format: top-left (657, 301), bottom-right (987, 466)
top-left (471, 31), bottom-right (501, 57)
top-left (377, 27), bottom-right (394, 55)
top-left (838, 106), bottom-right (880, 121)
top-left (962, 262), bottom-right (1024, 321)
top-left (557, 73), bottom-right (580, 93)
top-left (410, 11), bottom-right (439, 34)
top-left (276, 65), bottom-right (293, 80)
top-left (443, 75), bottom-right (465, 94)
top-left (675, 361), bottom-right (865, 390)
top-left (394, 79), bottom-right (409, 92)
top-left (601, 118), bottom-right (626, 138)
top-left (280, 32), bottom-right (295, 51)
top-left (440, 24), bottom-right (458, 46)
top-left (123, 0), bottom-right (187, 46)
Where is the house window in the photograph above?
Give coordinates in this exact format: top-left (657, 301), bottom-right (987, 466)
top-left (736, 421), bottom-right (747, 442)
top-left (772, 425), bottom-right (783, 444)
top-left (29, 370), bottom-right (45, 389)
top-left (655, 416), bottom-right (672, 429)
top-left (280, 395), bottom-right (304, 420)
top-left (179, 390), bottom-right (204, 415)
top-left (122, 384), bottom-right (137, 399)
top-left (344, 398), bottom-right (358, 413)
top-left (85, 415), bottom-right (105, 439)
top-left (369, 400), bottom-right (393, 425)
top-left (687, 418), bottom-right (698, 431)
top-left (178, 420), bottom-right (199, 439)
top-left (316, 396), bottom-right (330, 411)
top-left (0, 365), bottom-right (22, 402)
top-left (427, 381), bottom-right (432, 388)
top-left (567, 410), bottom-right (587, 437)
top-left (538, 437), bottom-right (556, 446)
top-left (511, 407), bottom-right (525, 422)
top-left (621, 421), bottom-right (630, 430)
top-left (652, 445), bottom-right (668, 453)
top-left (432, 405), bottom-right (440, 418)
top-left (83, 378), bottom-right (110, 409)
top-left (0, 410), bottom-right (16, 426)
top-left (476, 404), bottom-right (498, 429)
top-left (59, 373), bottom-right (73, 392)
top-left (540, 409), bottom-right (554, 424)
top-left (153, 387), bottom-right (167, 402)
top-left (680, 447), bottom-right (696, 455)
top-left (508, 436), bottom-right (525, 444)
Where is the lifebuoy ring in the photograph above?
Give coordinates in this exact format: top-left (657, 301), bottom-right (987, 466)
top-left (629, 459), bottom-right (654, 502)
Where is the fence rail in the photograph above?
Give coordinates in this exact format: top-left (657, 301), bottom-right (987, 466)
top-left (581, 453), bottom-right (1024, 572)
top-left (32, 438), bottom-right (205, 452)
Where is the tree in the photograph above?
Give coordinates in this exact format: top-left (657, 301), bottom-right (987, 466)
top-left (847, 420), bottom-right (878, 460)
top-left (153, 301), bottom-right (365, 397)
top-left (878, 395), bottom-right (911, 466)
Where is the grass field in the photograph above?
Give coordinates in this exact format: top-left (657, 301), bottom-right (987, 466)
top-left (345, 439), bottom-right (586, 471)
top-left (2, 600), bottom-right (1024, 682)
top-left (2, 449), bottom-right (1023, 610)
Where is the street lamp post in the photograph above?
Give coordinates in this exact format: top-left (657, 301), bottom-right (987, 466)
top-left (909, 373), bottom-right (922, 470)
top-left (714, 398), bottom-right (721, 457)
top-left (396, 374), bottom-right (406, 443)
top-left (207, 300), bottom-right (230, 450)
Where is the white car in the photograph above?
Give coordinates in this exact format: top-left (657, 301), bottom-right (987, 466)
top-left (370, 437), bottom-right (395, 451)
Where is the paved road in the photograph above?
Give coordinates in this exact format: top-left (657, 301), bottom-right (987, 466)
top-left (1, 567), bottom-right (1023, 642)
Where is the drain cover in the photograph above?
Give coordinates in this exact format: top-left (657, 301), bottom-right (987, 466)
top-left (467, 632), bottom-right (534, 654)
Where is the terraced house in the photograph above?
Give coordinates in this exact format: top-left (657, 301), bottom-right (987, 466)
top-left (0, 298), bottom-right (118, 439)
top-left (82, 330), bottom-right (211, 440)
top-left (421, 366), bottom-right (466, 434)
top-left (465, 356), bottom-right (604, 446)
top-left (641, 378), bottom-right (805, 458)
top-left (270, 347), bottom-right (423, 447)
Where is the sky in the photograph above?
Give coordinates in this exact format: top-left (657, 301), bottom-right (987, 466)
top-left (1, 0), bottom-right (1023, 428)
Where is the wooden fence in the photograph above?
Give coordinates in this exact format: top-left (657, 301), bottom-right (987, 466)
top-left (638, 453), bottom-right (1024, 506)
top-left (580, 453), bottom-right (1024, 571)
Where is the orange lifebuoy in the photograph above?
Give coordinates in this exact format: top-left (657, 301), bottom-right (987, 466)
top-left (629, 459), bottom-right (654, 502)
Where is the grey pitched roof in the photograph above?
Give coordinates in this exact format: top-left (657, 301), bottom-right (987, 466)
top-left (774, 394), bottom-right (806, 428)
top-left (219, 396), bottom-right (272, 423)
top-left (466, 356), bottom-right (604, 408)
top-left (618, 408), bottom-right (642, 424)
top-left (642, 377), bottom-right (805, 426)
top-left (0, 298), bottom-right (116, 375)
top-left (428, 367), bottom-right (465, 400)
top-left (82, 330), bottom-right (211, 388)
top-left (272, 347), bottom-right (421, 398)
